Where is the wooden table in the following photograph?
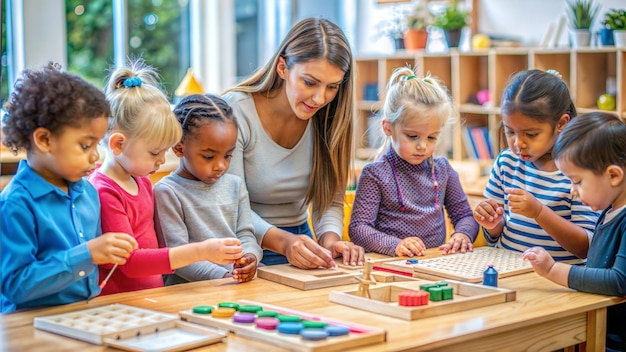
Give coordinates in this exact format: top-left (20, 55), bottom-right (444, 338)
top-left (1, 249), bottom-right (624, 351)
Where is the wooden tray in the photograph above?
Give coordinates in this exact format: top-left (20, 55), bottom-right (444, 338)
top-left (34, 304), bottom-right (225, 351)
top-left (256, 263), bottom-right (364, 290)
top-left (256, 262), bottom-right (417, 290)
top-left (329, 279), bottom-right (516, 320)
top-left (376, 247), bottom-right (534, 283)
top-left (179, 300), bottom-right (386, 352)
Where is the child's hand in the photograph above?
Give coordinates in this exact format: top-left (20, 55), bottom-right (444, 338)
top-left (232, 253), bottom-right (258, 283)
top-left (395, 237), bottom-right (425, 257)
top-left (200, 238), bottom-right (244, 264)
top-left (505, 188), bottom-right (544, 219)
top-left (522, 246), bottom-right (554, 277)
top-left (88, 232), bottom-right (138, 265)
top-left (473, 199), bottom-right (504, 229)
top-left (439, 233), bottom-right (473, 255)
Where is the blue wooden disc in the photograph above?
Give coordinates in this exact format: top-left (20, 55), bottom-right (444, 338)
top-left (324, 325), bottom-right (350, 336)
top-left (276, 322), bottom-right (304, 335)
top-left (300, 328), bottom-right (329, 340)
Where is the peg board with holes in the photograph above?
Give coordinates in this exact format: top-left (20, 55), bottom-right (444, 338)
top-left (33, 304), bottom-right (225, 351)
top-left (376, 247), bottom-right (534, 283)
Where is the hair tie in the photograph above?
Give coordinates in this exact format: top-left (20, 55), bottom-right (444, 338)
top-left (123, 77), bottom-right (142, 88)
top-left (546, 69), bottom-right (562, 80)
top-left (406, 75), bottom-right (416, 80)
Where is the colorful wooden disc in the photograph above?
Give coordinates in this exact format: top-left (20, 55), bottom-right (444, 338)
top-left (324, 325), bottom-right (350, 336)
top-left (211, 307), bottom-right (236, 318)
top-left (276, 314), bottom-right (301, 323)
top-left (238, 305), bottom-right (263, 313)
top-left (276, 322), bottom-right (304, 335)
top-left (255, 317), bottom-right (280, 330)
top-left (300, 328), bottom-right (329, 340)
top-left (218, 302), bottom-right (240, 310)
top-left (256, 310), bottom-right (278, 318)
top-left (232, 312), bottom-right (256, 324)
top-left (302, 320), bottom-right (328, 329)
top-left (192, 305), bottom-right (213, 314)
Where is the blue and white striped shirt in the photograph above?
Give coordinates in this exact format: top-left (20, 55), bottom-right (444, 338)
top-left (484, 149), bottom-right (598, 261)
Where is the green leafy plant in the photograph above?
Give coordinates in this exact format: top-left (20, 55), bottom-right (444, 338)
top-left (433, 0), bottom-right (468, 30)
top-left (602, 8), bottom-right (626, 30)
top-left (566, 0), bottom-right (600, 29)
top-left (406, 4), bottom-right (432, 31)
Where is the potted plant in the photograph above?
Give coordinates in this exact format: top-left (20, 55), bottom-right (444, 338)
top-left (433, 0), bottom-right (469, 47)
top-left (404, 3), bottom-right (432, 50)
top-left (565, 0), bottom-right (600, 48)
top-left (602, 8), bottom-right (626, 48)
top-left (375, 7), bottom-right (407, 50)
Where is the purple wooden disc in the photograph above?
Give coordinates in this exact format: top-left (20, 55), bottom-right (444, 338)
top-left (232, 312), bottom-right (256, 324)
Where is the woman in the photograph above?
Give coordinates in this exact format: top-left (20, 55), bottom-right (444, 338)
top-left (223, 18), bottom-right (364, 269)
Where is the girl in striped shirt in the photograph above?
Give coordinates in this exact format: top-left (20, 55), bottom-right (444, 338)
top-left (474, 70), bottom-right (598, 261)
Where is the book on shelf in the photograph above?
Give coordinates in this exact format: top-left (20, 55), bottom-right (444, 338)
top-left (462, 126), bottom-right (494, 161)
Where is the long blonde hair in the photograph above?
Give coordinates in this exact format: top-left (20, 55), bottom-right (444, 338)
top-left (224, 18), bottom-right (355, 216)
top-left (375, 66), bottom-right (453, 160)
top-left (104, 59), bottom-right (181, 149)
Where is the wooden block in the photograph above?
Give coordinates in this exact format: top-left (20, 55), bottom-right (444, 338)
top-left (329, 280), bottom-right (516, 321)
top-left (179, 300), bottom-right (386, 352)
top-left (257, 263), bottom-right (363, 290)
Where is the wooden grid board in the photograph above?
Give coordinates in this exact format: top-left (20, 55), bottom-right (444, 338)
top-left (179, 300), bottom-right (386, 352)
top-left (376, 247), bottom-right (534, 283)
top-left (256, 262), bottom-right (364, 290)
top-left (329, 279), bottom-right (516, 321)
top-left (34, 304), bottom-right (225, 351)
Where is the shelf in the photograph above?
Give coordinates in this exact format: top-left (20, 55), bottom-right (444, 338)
top-left (354, 47), bottom-right (626, 165)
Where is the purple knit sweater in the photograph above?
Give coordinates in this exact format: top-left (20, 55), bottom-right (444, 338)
top-left (349, 148), bottom-right (478, 256)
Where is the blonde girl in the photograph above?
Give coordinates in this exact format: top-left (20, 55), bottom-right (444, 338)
top-left (349, 67), bottom-right (478, 257)
top-left (89, 60), bottom-right (244, 295)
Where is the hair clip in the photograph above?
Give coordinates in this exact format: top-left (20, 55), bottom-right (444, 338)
top-left (123, 77), bottom-right (142, 88)
top-left (546, 69), bottom-right (562, 80)
top-left (406, 75), bottom-right (416, 80)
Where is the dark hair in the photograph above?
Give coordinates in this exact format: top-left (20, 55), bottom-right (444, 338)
top-left (2, 62), bottom-right (110, 153)
top-left (553, 112), bottom-right (626, 174)
top-left (501, 69), bottom-right (576, 127)
top-left (172, 94), bottom-right (236, 139)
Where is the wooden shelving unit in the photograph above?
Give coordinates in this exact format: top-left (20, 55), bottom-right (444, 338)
top-left (354, 48), bottom-right (626, 163)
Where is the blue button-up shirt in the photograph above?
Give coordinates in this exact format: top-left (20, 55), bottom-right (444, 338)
top-left (1, 160), bottom-right (101, 312)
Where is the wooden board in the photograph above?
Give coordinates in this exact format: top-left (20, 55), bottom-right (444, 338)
top-left (179, 300), bottom-right (386, 352)
top-left (376, 247), bottom-right (534, 283)
top-left (34, 304), bottom-right (225, 351)
top-left (256, 262), bottom-right (414, 290)
top-left (329, 279), bottom-right (516, 321)
top-left (257, 263), bottom-right (364, 290)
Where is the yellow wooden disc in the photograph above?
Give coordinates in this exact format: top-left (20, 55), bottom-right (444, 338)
top-left (211, 307), bottom-right (236, 318)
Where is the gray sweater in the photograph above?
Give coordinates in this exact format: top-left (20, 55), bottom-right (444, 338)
top-left (154, 173), bottom-right (262, 282)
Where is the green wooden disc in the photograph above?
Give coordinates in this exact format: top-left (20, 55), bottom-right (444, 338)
top-left (256, 310), bottom-right (279, 317)
top-left (238, 305), bottom-right (263, 313)
top-left (302, 320), bottom-right (328, 329)
top-left (218, 302), bottom-right (240, 310)
top-left (276, 314), bottom-right (302, 322)
top-left (192, 305), bottom-right (213, 314)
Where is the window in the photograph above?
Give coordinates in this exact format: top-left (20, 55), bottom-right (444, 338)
top-left (1, 5), bottom-right (8, 106)
top-left (65, 0), bottom-right (190, 99)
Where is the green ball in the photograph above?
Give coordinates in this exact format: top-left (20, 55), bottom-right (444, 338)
top-left (597, 94), bottom-right (616, 111)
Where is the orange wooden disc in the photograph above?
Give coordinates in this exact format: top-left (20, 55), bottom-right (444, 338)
top-left (211, 307), bottom-right (236, 318)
